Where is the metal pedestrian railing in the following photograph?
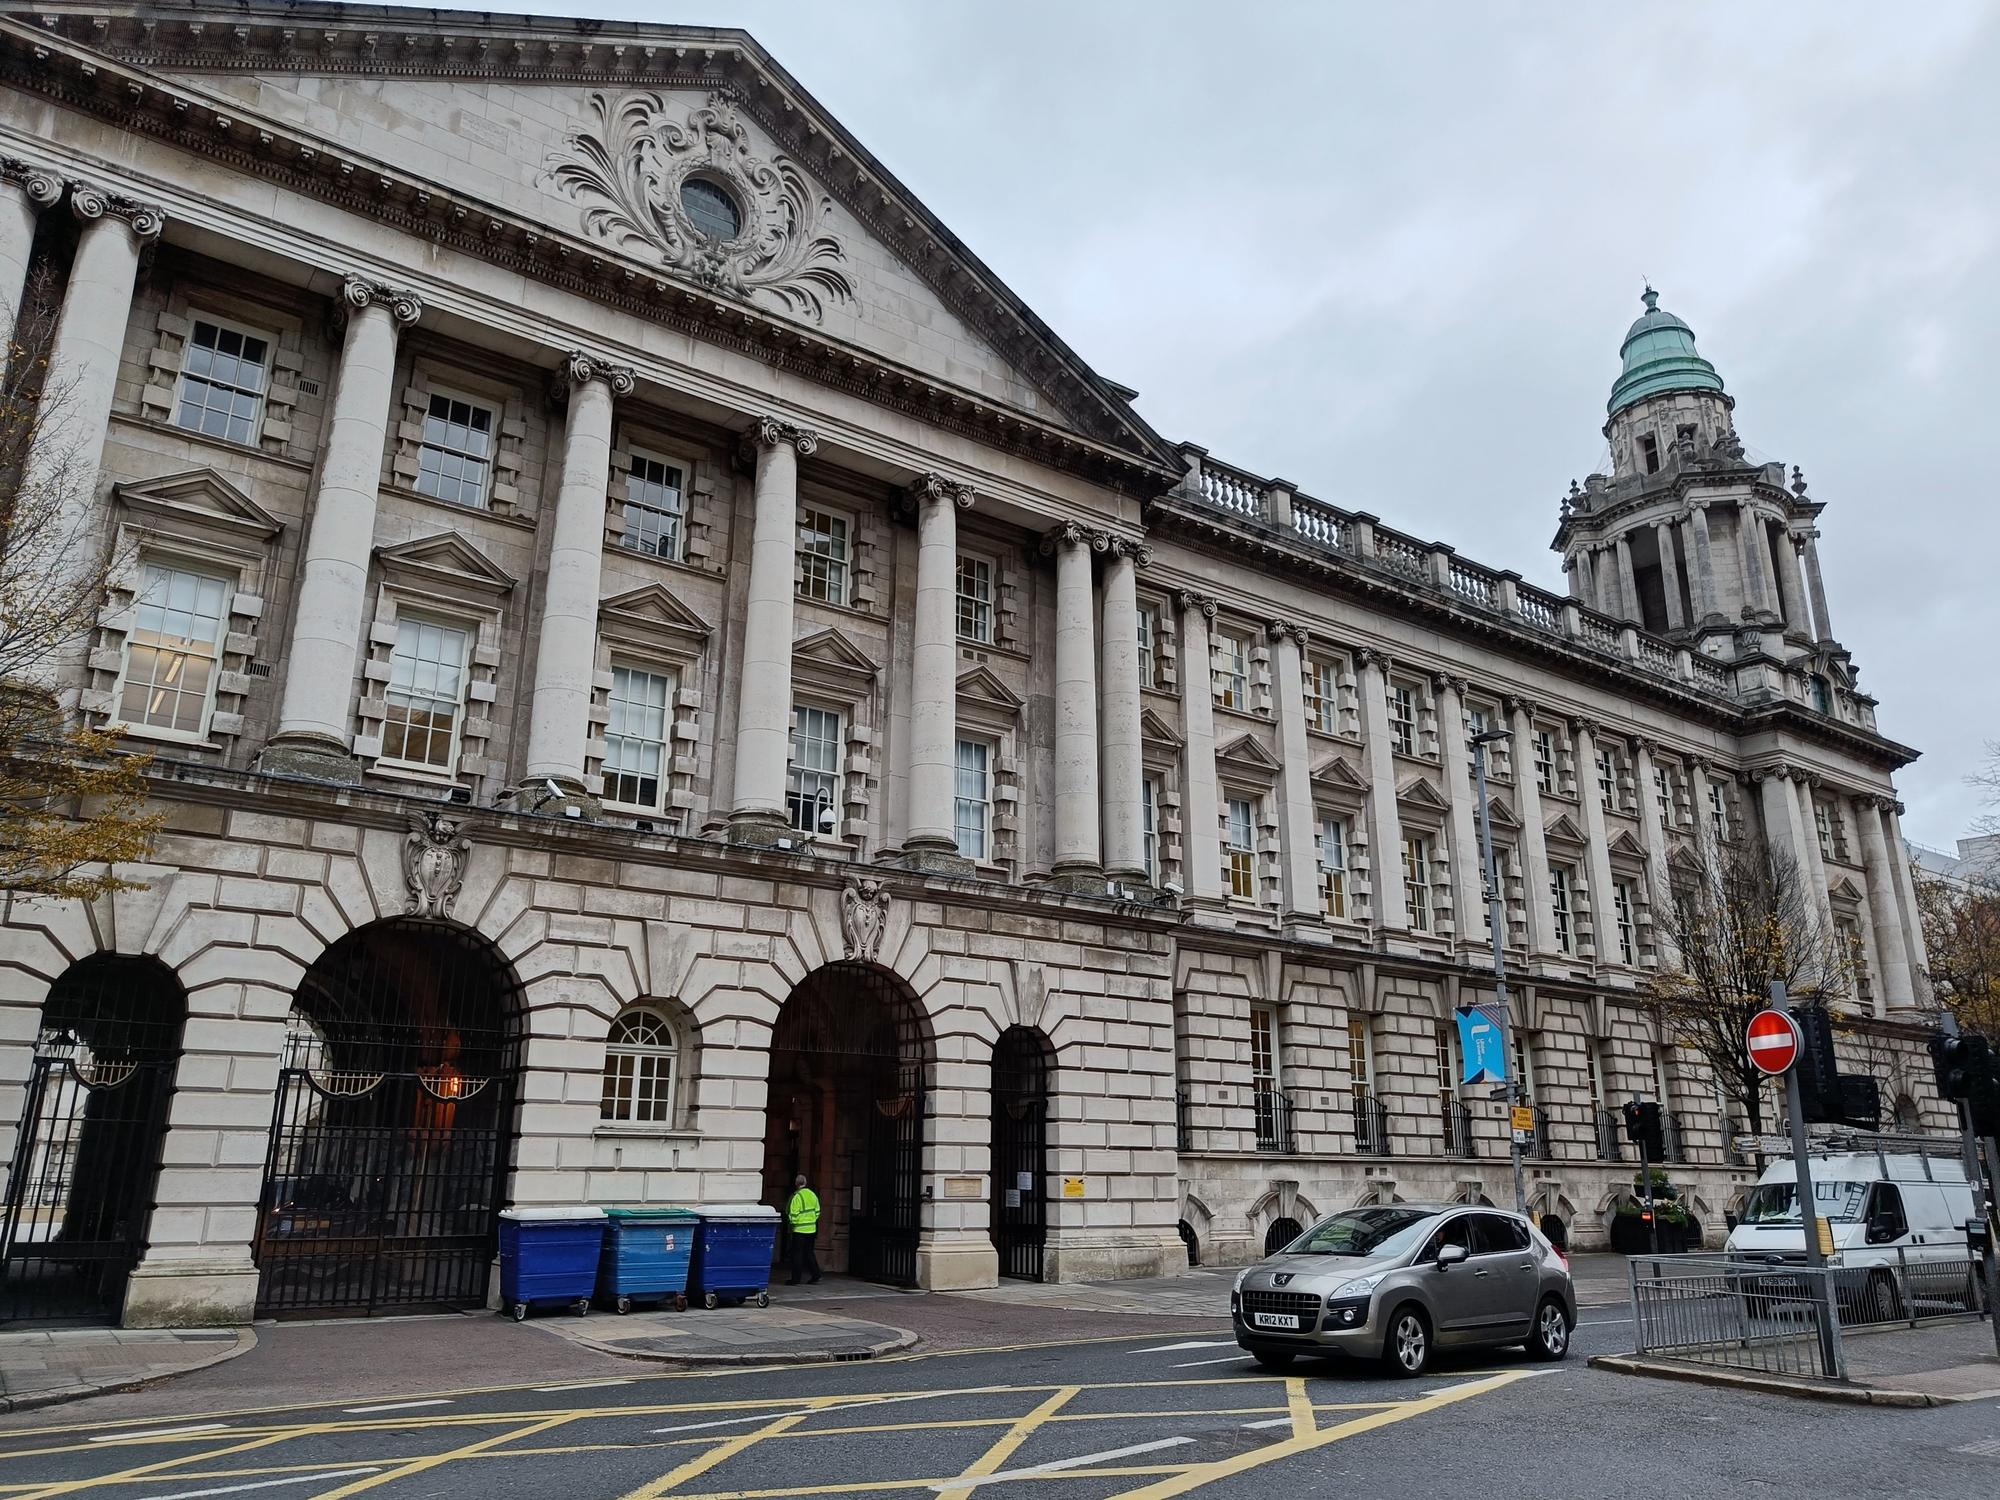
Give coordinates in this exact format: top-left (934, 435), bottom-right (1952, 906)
top-left (1628, 1251), bottom-right (1989, 1383)
top-left (1351, 1094), bottom-right (1389, 1156)
top-left (1441, 1099), bottom-right (1477, 1158)
top-left (1253, 1089), bottom-right (1296, 1155)
top-left (1596, 1110), bottom-right (1624, 1162)
top-left (1175, 1089), bottom-right (1193, 1153)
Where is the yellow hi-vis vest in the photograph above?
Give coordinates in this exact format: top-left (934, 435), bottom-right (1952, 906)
top-left (787, 1187), bottom-right (821, 1233)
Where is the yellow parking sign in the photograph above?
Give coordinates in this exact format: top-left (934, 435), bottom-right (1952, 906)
top-left (1510, 1106), bottom-right (1535, 1131)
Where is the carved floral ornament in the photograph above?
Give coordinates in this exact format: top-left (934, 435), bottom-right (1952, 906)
top-left (541, 89), bottom-right (855, 324)
top-left (404, 812), bottom-right (471, 920)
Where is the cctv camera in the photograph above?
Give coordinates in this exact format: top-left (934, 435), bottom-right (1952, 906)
top-left (1163, 881), bottom-right (1184, 895)
top-left (818, 804), bottom-right (838, 832)
top-left (544, 778), bottom-right (567, 800)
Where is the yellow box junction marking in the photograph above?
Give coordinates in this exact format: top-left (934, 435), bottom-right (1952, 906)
top-left (933, 1386), bottom-right (1078, 1500)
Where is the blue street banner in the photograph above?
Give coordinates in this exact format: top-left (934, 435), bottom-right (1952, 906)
top-left (1458, 1006), bottom-right (1506, 1085)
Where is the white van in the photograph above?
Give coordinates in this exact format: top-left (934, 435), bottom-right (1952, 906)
top-left (1725, 1152), bottom-right (1978, 1316)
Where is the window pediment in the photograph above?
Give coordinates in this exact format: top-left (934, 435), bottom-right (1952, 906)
top-left (792, 625), bottom-right (879, 697)
top-left (1310, 752), bottom-right (1369, 792)
top-left (1139, 706), bottom-right (1184, 750)
top-left (1608, 830), bottom-right (1646, 859)
top-left (375, 532), bottom-right (517, 598)
top-left (1397, 774), bottom-right (1448, 809)
top-left (1485, 794), bottom-right (1521, 830)
top-left (598, 581), bottom-right (712, 659)
top-left (1544, 812), bottom-right (1588, 846)
top-left (956, 664), bottom-right (1024, 731)
top-left (1216, 731), bottom-right (1283, 779)
top-left (114, 466), bottom-right (282, 542)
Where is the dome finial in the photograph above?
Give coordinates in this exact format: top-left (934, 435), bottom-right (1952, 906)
top-left (1640, 283), bottom-right (1659, 313)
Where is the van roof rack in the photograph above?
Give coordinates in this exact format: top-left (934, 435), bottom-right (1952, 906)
top-left (1734, 1126), bottom-right (1968, 1181)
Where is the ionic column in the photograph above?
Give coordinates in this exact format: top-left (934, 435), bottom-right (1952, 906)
top-left (1755, 766), bottom-right (1812, 888)
top-left (1792, 774), bottom-right (1835, 931)
top-left (903, 474), bottom-right (975, 864)
top-left (1267, 620), bottom-right (1321, 920)
top-left (1655, 522), bottom-right (1686, 630)
top-left (1177, 592), bottom-right (1224, 905)
top-left (1508, 697), bottom-right (1557, 956)
top-left (1358, 649), bottom-right (1406, 932)
top-left (1434, 676), bottom-right (1484, 945)
top-left (1571, 719), bottom-right (1619, 961)
top-left (1100, 540), bottom-right (1148, 883)
top-left (1572, 548), bottom-right (1596, 607)
top-left (1774, 526), bottom-right (1809, 632)
top-left (1884, 802), bottom-right (1931, 978)
top-left (1046, 523), bottom-right (1102, 881)
top-left (1801, 530), bottom-right (1835, 641)
top-left (1856, 796), bottom-right (1914, 1009)
top-left (1687, 503), bottom-right (1719, 620)
top-left (1614, 537), bottom-right (1642, 625)
top-left (521, 353), bottom-right (634, 800)
top-left (0, 159), bottom-right (61, 357)
top-left (1632, 739), bottom-right (1674, 964)
top-left (1738, 502), bottom-right (1774, 613)
top-left (729, 418), bottom-right (818, 838)
top-left (263, 277), bottom-right (422, 773)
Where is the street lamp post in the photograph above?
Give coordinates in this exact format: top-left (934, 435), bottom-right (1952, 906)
top-left (1471, 728), bottom-right (1528, 1218)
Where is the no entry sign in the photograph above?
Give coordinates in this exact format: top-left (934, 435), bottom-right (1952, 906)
top-left (1746, 1008), bottom-right (1802, 1076)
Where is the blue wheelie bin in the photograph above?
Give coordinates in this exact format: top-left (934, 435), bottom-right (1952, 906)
top-left (597, 1206), bottom-right (699, 1313)
top-left (687, 1204), bottom-right (780, 1309)
top-left (498, 1207), bottom-right (605, 1322)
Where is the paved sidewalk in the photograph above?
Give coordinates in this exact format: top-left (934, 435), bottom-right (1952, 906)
top-left (539, 1299), bottom-right (916, 1364)
top-left (1593, 1318), bottom-right (2000, 1407)
top-left (0, 1326), bottom-right (254, 1412)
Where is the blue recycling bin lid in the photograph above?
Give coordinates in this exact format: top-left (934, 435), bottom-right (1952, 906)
top-left (603, 1206), bottom-right (700, 1222)
top-left (695, 1203), bottom-right (780, 1222)
top-left (500, 1206), bottom-right (606, 1221)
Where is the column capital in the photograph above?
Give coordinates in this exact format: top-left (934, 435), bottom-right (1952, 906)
top-left (905, 471), bottom-right (975, 512)
top-left (1631, 735), bottom-right (1660, 758)
top-left (1503, 694), bottom-right (1539, 720)
top-left (1566, 714), bottom-right (1601, 740)
top-left (745, 414), bottom-right (819, 457)
top-left (1039, 520), bottom-right (1108, 557)
top-left (69, 180), bottom-right (164, 241)
top-left (1105, 535), bottom-right (1152, 566)
top-left (1264, 618), bottom-right (1310, 651)
top-left (340, 273), bottom-right (424, 326)
top-left (1175, 589), bottom-right (1216, 620)
top-left (0, 156), bottom-right (63, 210)
top-left (1355, 645), bottom-right (1392, 673)
top-left (559, 349), bottom-right (636, 398)
top-left (1430, 672), bottom-right (1469, 698)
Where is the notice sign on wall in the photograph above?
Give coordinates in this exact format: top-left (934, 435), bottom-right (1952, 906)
top-left (1062, 1176), bottom-right (1086, 1199)
top-left (943, 1176), bottom-right (982, 1200)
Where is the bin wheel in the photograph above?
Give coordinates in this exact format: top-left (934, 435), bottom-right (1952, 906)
top-left (574, 1299), bottom-right (589, 1317)
top-left (510, 1303), bottom-right (528, 1323)
top-left (756, 1291), bottom-right (771, 1309)
top-left (674, 1293), bottom-right (688, 1312)
top-left (616, 1296), bottom-right (632, 1315)
top-left (703, 1290), bottom-right (719, 1310)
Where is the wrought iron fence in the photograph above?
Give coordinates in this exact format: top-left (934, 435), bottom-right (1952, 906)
top-left (1175, 1089), bottom-right (1193, 1153)
top-left (1662, 1111), bottom-right (1687, 1164)
top-left (1597, 1110), bottom-right (1625, 1162)
top-left (1627, 1252), bottom-right (1989, 1384)
top-left (1441, 1099), bottom-right (1477, 1158)
top-left (1253, 1089), bottom-right (1295, 1154)
top-left (1351, 1094), bottom-right (1389, 1155)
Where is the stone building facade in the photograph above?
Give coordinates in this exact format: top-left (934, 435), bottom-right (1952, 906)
top-left (0, 3), bottom-right (1948, 1328)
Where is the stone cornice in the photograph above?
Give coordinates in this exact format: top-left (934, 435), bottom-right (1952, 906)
top-left (2, 10), bottom-right (1184, 493)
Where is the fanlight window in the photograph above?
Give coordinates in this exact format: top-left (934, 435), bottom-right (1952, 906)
top-left (601, 1007), bottom-right (680, 1125)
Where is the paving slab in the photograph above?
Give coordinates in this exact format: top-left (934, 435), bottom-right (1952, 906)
top-left (1591, 1317), bottom-right (2000, 1406)
top-left (539, 1301), bottom-right (916, 1364)
top-left (0, 1326), bottom-right (255, 1412)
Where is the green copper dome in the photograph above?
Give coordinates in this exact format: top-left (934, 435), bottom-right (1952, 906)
top-left (1607, 286), bottom-right (1726, 415)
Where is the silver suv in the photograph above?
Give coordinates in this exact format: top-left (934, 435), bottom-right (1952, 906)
top-left (1232, 1204), bottom-right (1576, 1376)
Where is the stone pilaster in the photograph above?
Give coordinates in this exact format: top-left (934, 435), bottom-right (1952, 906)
top-left (519, 352), bottom-right (635, 807)
top-left (1613, 537), bottom-right (1641, 626)
top-left (728, 417), bottom-right (818, 843)
top-left (1100, 539), bottom-right (1149, 885)
top-left (1045, 523), bottom-right (1103, 887)
top-left (1856, 795), bottom-right (1914, 1010)
top-left (1433, 675), bottom-right (1483, 948)
top-left (1738, 501), bottom-right (1773, 613)
top-left (903, 474), bottom-right (976, 872)
top-left (1792, 773), bottom-right (1835, 933)
top-left (1267, 620), bottom-right (1321, 923)
top-left (1508, 697), bottom-right (1558, 957)
top-left (1655, 522), bottom-right (1686, 630)
top-left (1687, 503), bottom-right (1720, 620)
top-left (1801, 530), bottom-right (1835, 642)
top-left (1631, 738), bottom-right (1674, 965)
top-left (261, 275), bottom-right (423, 775)
top-left (1571, 718), bottom-right (1618, 962)
top-left (1357, 649), bottom-right (1406, 935)
top-left (1884, 803), bottom-right (1931, 977)
top-left (1177, 592), bottom-right (1225, 907)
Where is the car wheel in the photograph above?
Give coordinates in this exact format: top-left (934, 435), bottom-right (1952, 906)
top-left (1527, 1297), bottom-right (1571, 1360)
top-left (1253, 1350), bottom-right (1295, 1372)
top-left (1382, 1304), bottom-right (1431, 1378)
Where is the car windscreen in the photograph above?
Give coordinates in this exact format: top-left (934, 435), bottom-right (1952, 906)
top-left (1282, 1206), bottom-right (1435, 1258)
top-left (1739, 1179), bottom-right (1870, 1225)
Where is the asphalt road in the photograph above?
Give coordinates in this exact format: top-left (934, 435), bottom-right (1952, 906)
top-left (3, 1315), bottom-right (1999, 1498)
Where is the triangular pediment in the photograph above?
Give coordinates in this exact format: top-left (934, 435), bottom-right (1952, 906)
top-left (598, 582), bottom-right (712, 651)
top-left (1486, 795), bottom-right (1521, 830)
top-left (1609, 830), bottom-right (1646, 859)
top-left (1139, 707), bottom-right (1184, 749)
top-left (1216, 732), bottom-right (1284, 776)
top-left (1667, 844), bottom-right (1704, 874)
top-left (114, 467), bottom-right (282, 541)
top-left (1397, 774), bottom-right (1449, 809)
top-left (28, 8), bottom-right (1179, 480)
top-left (956, 665), bottom-right (1024, 715)
top-left (1310, 752), bottom-right (1370, 791)
top-left (375, 532), bottom-right (516, 595)
top-left (1829, 874), bottom-right (1865, 901)
top-left (793, 627), bottom-right (879, 677)
top-left (1544, 812), bottom-right (1588, 846)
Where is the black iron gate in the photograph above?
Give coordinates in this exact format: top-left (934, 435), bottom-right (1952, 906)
top-left (990, 1028), bottom-right (1049, 1281)
top-left (851, 1063), bottom-right (924, 1288)
top-left (254, 920), bottom-right (519, 1318)
top-left (0, 954), bottom-right (184, 1326)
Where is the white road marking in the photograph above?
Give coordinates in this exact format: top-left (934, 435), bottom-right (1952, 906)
top-left (653, 1411), bottom-right (812, 1435)
top-left (1169, 1354), bottom-right (1250, 1369)
top-left (89, 1424), bottom-right (231, 1444)
top-left (136, 1470), bottom-right (382, 1499)
top-left (653, 1389), bottom-right (971, 1436)
top-left (1240, 1417), bottom-right (1292, 1429)
top-left (1134, 1339), bottom-right (1238, 1354)
top-left (531, 1379), bottom-right (634, 1392)
top-left (341, 1399), bottom-right (452, 1414)
top-left (930, 1437), bottom-right (1195, 1490)
top-left (1423, 1368), bottom-right (1555, 1395)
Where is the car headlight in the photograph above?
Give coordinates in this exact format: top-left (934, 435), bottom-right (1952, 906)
top-left (1330, 1272), bottom-right (1386, 1299)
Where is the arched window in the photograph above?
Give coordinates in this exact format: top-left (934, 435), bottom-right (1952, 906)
top-left (601, 1006), bottom-right (680, 1125)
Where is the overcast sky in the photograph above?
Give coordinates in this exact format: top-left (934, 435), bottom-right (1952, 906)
top-left (507, 0), bottom-right (1996, 846)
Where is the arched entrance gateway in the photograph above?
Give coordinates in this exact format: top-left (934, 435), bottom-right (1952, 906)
top-left (0, 956), bottom-right (185, 1324)
top-left (990, 1027), bottom-right (1051, 1282)
top-left (762, 963), bottom-right (929, 1287)
top-left (253, 919), bottom-right (520, 1317)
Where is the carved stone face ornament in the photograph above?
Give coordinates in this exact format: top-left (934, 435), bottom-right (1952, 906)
top-left (404, 812), bottom-right (472, 920)
top-left (543, 89), bottom-right (854, 323)
top-left (840, 876), bottom-right (891, 964)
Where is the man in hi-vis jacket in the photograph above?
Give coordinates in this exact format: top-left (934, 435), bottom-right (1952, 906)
top-left (786, 1173), bottom-right (822, 1285)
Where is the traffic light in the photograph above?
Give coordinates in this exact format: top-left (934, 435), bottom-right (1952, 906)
top-left (1621, 1099), bottom-right (1664, 1159)
top-left (1928, 1033), bottom-right (2000, 1136)
top-left (1794, 1004), bottom-right (1842, 1124)
top-left (1837, 1075), bottom-right (1882, 1131)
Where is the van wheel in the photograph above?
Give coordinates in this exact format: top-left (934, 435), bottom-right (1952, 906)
top-left (1865, 1272), bottom-right (1902, 1323)
top-left (1253, 1350), bottom-right (1295, 1371)
top-left (1527, 1298), bottom-right (1571, 1360)
top-left (1382, 1304), bottom-right (1431, 1378)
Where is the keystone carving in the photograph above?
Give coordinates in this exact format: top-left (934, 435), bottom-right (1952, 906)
top-left (404, 812), bottom-right (471, 920)
top-left (840, 876), bottom-right (892, 964)
top-left (542, 90), bottom-right (854, 323)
